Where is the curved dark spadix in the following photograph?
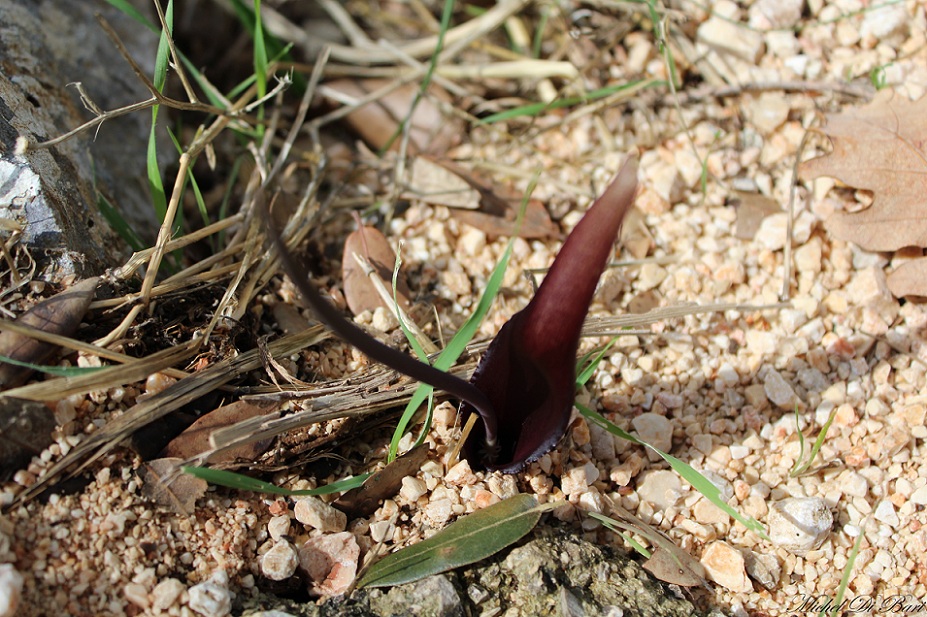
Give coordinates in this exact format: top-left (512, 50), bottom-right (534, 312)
top-left (461, 157), bottom-right (639, 473)
top-left (262, 202), bottom-right (499, 446)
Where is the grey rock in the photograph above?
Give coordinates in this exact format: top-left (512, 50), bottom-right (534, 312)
top-left (239, 528), bottom-right (704, 617)
top-left (1, 0), bottom-right (163, 277)
top-left (768, 497), bottom-right (833, 555)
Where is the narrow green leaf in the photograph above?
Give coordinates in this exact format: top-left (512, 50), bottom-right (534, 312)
top-left (105, 0), bottom-right (155, 30)
top-left (478, 80), bottom-right (661, 124)
top-left (97, 193), bottom-right (144, 251)
top-left (358, 494), bottom-right (541, 588)
top-left (575, 336), bottom-right (619, 388)
top-left (181, 466), bottom-right (370, 496)
top-left (166, 127), bottom-right (210, 227)
top-left (578, 404), bottom-right (768, 539)
top-left (252, 0), bottom-right (268, 98)
top-left (0, 354), bottom-right (108, 377)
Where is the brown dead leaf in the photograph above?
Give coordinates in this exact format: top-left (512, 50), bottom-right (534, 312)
top-left (619, 207), bottom-right (653, 259)
top-left (160, 399), bottom-right (280, 464)
top-left (139, 457), bottom-right (207, 515)
top-left (0, 397), bottom-right (55, 481)
top-left (799, 91), bottom-right (927, 253)
top-left (342, 225), bottom-right (411, 316)
top-left (402, 157), bottom-right (480, 209)
top-left (0, 277), bottom-right (99, 388)
top-left (643, 548), bottom-right (707, 588)
top-left (887, 256), bottom-right (927, 298)
top-left (731, 191), bottom-right (781, 240)
top-left (333, 444), bottom-right (428, 518)
top-left (324, 79), bottom-right (462, 155)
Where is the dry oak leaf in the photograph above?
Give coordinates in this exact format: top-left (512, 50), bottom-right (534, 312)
top-left (799, 91), bottom-right (927, 253)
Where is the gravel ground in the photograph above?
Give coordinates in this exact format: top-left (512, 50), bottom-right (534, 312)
top-left (3, 1), bottom-right (927, 616)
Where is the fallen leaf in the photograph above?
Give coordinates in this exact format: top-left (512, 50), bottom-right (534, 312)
top-left (643, 548), bottom-right (708, 588)
top-left (0, 277), bottom-right (99, 388)
top-left (323, 79), bottom-right (462, 155)
top-left (731, 190), bottom-right (781, 240)
top-left (160, 399), bottom-right (280, 464)
top-left (333, 444), bottom-right (428, 518)
top-left (886, 256), bottom-right (927, 298)
top-left (799, 91), bottom-right (927, 253)
top-left (358, 493), bottom-right (541, 588)
top-left (0, 397), bottom-right (55, 481)
top-left (619, 207), bottom-right (653, 258)
top-left (402, 157), bottom-right (480, 209)
top-left (342, 225), bottom-right (410, 316)
top-left (451, 195), bottom-right (559, 239)
top-left (139, 457), bottom-right (207, 515)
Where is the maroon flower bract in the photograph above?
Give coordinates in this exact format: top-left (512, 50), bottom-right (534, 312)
top-left (461, 157), bottom-right (639, 472)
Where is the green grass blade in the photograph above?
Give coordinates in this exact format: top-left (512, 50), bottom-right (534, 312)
top-left (478, 80), bottom-right (661, 124)
top-left (575, 336), bottom-right (619, 388)
top-left (387, 176), bottom-right (535, 461)
top-left (166, 127), bottom-right (210, 227)
top-left (252, 0), bottom-right (268, 99)
top-left (792, 403), bottom-right (837, 477)
top-left (104, 0), bottom-right (155, 30)
top-left (0, 354), bottom-right (108, 378)
top-left (97, 193), bottom-right (145, 252)
top-left (181, 466), bottom-right (371, 496)
top-left (579, 403), bottom-right (768, 539)
top-left (588, 512), bottom-right (651, 557)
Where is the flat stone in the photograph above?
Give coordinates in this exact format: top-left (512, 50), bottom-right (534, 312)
top-left (294, 497), bottom-right (347, 532)
top-left (700, 541), bottom-right (752, 592)
top-left (261, 541), bottom-right (299, 581)
top-left (561, 462), bottom-right (600, 496)
top-left (763, 370), bottom-right (797, 408)
top-left (873, 500), bottom-right (900, 528)
top-left (1, 0), bottom-right (164, 276)
top-left (744, 93), bottom-right (790, 134)
top-left (768, 497), bottom-right (832, 555)
top-left (151, 578), bottom-right (185, 612)
top-left (744, 551), bottom-right (781, 590)
top-left (299, 532), bottom-right (360, 597)
top-left (749, 0), bottom-right (803, 29)
top-left (636, 469), bottom-right (682, 510)
top-left (693, 498), bottom-right (730, 526)
top-left (187, 574), bottom-right (231, 617)
top-left (631, 413), bottom-right (673, 453)
top-left (697, 17), bottom-right (764, 63)
top-left (911, 486), bottom-right (927, 506)
top-left (0, 564), bottom-right (23, 617)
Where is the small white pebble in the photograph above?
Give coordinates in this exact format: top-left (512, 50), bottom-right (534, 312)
top-left (261, 541), bottom-right (299, 581)
top-left (151, 578), bottom-right (185, 612)
top-left (768, 497), bottom-right (832, 555)
top-left (400, 477), bottom-right (428, 502)
top-left (294, 497), bottom-right (347, 532)
top-left (701, 542), bottom-right (752, 592)
top-left (873, 500), bottom-right (900, 528)
top-left (124, 582), bottom-right (150, 609)
top-left (267, 515), bottom-right (291, 542)
top-left (187, 577), bottom-right (231, 617)
top-left (0, 564), bottom-right (24, 617)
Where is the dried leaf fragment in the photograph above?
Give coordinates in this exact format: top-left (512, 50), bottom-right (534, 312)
top-left (333, 444), bottom-right (428, 518)
top-left (342, 225), bottom-right (410, 316)
top-left (323, 79), bottom-right (462, 155)
top-left (139, 457), bottom-right (207, 515)
top-left (0, 277), bottom-right (99, 388)
top-left (160, 400), bottom-right (280, 464)
top-left (799, 91), bottom-right (927, 252)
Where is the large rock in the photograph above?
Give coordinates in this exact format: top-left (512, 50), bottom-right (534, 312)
top-left (0, 0), bottom-right (163, 277)
top-left (239, 527), bottom-right (704, 617)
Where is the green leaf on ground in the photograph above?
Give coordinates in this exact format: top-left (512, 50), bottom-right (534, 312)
top-left (182, 466), bottom-right (370, 496)
top-left (358, 493), bottom-right (542, 588)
